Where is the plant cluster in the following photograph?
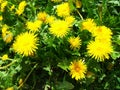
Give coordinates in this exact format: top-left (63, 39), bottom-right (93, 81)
top-left (0, 0), bottom-right (120, 90)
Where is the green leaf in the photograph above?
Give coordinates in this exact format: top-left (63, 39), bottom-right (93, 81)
top-left (116, 86), bottom-right (120, 89)
top-left (104, 82), bottom-right (109, 89)
top-left (55, 80), bottom-right (74, 90)
top-left (111, 51), bottom-right (120, 60)
top-left (43, 65), bottom-right (52, 76)
top-left (108, 1), bottom-right (120, 6)
top-left (68, 0), bottom-right (76, 12)
top-left (57, 60), bottom-right (69, 71)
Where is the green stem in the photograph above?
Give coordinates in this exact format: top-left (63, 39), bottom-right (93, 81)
top-left (76, 9), bottom-right (84, 20)
top-left (0, 59), bottom-right (17, 70)
top-left (17, 63), bottom-right (38, 89)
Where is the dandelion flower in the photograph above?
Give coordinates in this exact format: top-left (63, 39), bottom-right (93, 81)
top-left (2, 24), bottom-right (8, 33)
top-left (19, 78), bottom-right (23, 85)
top-left (2, 25), bottom-right (13, 43)
top-left (56, 2), bottom-right (70, 17)
top-left (1, 1), bottom-right (8, 12)
top-left (37, 12), bottom-right (47, 22)
top-left (26, 20), bottom-right (42, 32)
top-left (1, 54), bottom-right (8, 61)
top-left (65, 16), bottom-right (75, 26)
top-left (51, 0), bottom-right (62, 2)
top-left (2, 24), bottom-right (9, 37)
top-left (82, 18), bottom-right (96, 33)
top-left (49, 20), bottom-right (69, 38)
top-left (93, 26), bottom-right (113, 45)
top-left (95, 35), bottom-right (112, 44)
top-left (6, 87), bottom-right (14, 90)
top-left (46, 15), bottom-right (56, 24)
top-left (69, 60), bottom-right (87, 80)
top-left (3, 31), bottom-right (13, 43)
top-left (87, 41), bottom-right (113, 61)
top-left (92, 26), bottom-right (112, 38)
top-left (16, 1), bottom-right (27, 15)
top-left (75, 0), bottom-right (82, 8)
top-left (10, 5), bottom-right (15, 11)
top-left (0, 15), bottom-right (3, 21)
top-left (0, 0), bottom-right (3, 3)
top-left (13, 32), bottom-right (38, 56)
top-left (68, 36), bottom-right (81, 50)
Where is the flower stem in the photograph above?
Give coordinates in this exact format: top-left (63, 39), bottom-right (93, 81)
top-left (17, 63), bottom-right (38, 89)
top-left (0, 59), bottom-right (17, 70)
top-left (76, 9), bottom-right (83, 20)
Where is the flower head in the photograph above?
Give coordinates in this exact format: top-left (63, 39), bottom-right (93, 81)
top-left (46, 15), bottom-right (56, 24)
top-left (82, 18), bottom-right (96, 33)
top-left (68, 36), bottom-right (81, 50)
top-left (2, 24), bottom-right (8, 34)
top-left (0, 0), bottom-right (3, 3)
top-left (37, 12), bottom-right (47, 22)
top-left (13, 32), bottom-right (38, 56)
top-left (87, 41), bottom-right (113, 61)
top-left (1, 54), bottom-right (8, 61)
top-left (26, 20), bottom-right (42, 32)
top-left (92, 26), bottom-right (113, 38)
top-left (3, 31), bottom-right (13, 43)
top-left (65, 16), bottom-right (75, 26)
top-left (2, 25), bottom-right (13, 43)
top-left (75, 0), bottom-right (82, 8)
top-left (56, 2), bottom-right (70, 17)
top-left (10, 5), bottom-right (15, 11)
top-left (0, 15), bottom-right (3, 21)
top-left (51, 0), bottom-right (62, 2)
top-left (16, 1), bottom-right (27, 15)
top-left (69, 60), bottom-right (87, 80)
top-left (95, 35), bottom-right (112, 45)
top-left (6, 87), bottom-right (14, 90)
top-left (49, 20), bottom-right (69, 38)
top-left (1, 1), bottom-right (8, 12)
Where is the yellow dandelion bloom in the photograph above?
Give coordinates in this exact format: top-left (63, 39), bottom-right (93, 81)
top-left (19, 78), bottom-right (23, 85)
top-left (92, 26), bottom-right (112, 38)
top-left (65, 16), bottom-right (75, 26)
top-left (16, 1), bottom-right (27, 15)
top-left (75, 0), bottom-right (82, 8)
top-left (13, 32), bottom-right (38, 56)
top-left (46, 15), bottom-right (56, 24)
top-left (95, 35), bottom-right (112, 44)
top-left (2, 25), bottom-right (13, 43)
top-left (10, 5), bottom-right (15, 11)
top-left (6, 87), bottom-right (14, 90)
top-left (51, 0), bottom-right (62, 2)
top-left (49, 20), bottom-right (69, 38)
top-left (0, 15), bottom-right (3, 21)
top-left (1, 1), bottom-right (8, 12)
top-left (68, 36), bottom-right (81, 50)
top-left (69, 60), bottom-right (87, 80)
top-left (2, 24), bottom-right (9, 35)
top-left (37, 12), bottom-right (47, 22)
top-left (26, 20), bottom-right (42, 32)
top-left (87, 41), bottom-right (113, 61)
top-left (1, 54), bottom-right (8, 61)
top-left (56, 2), bottom-right (70, 17)
top-left (82, 18), bottom-right (96, 33)
top-left (3, 31), bottom-right (13, 43)
top-left (0, 0), bottom-right (3, 3)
